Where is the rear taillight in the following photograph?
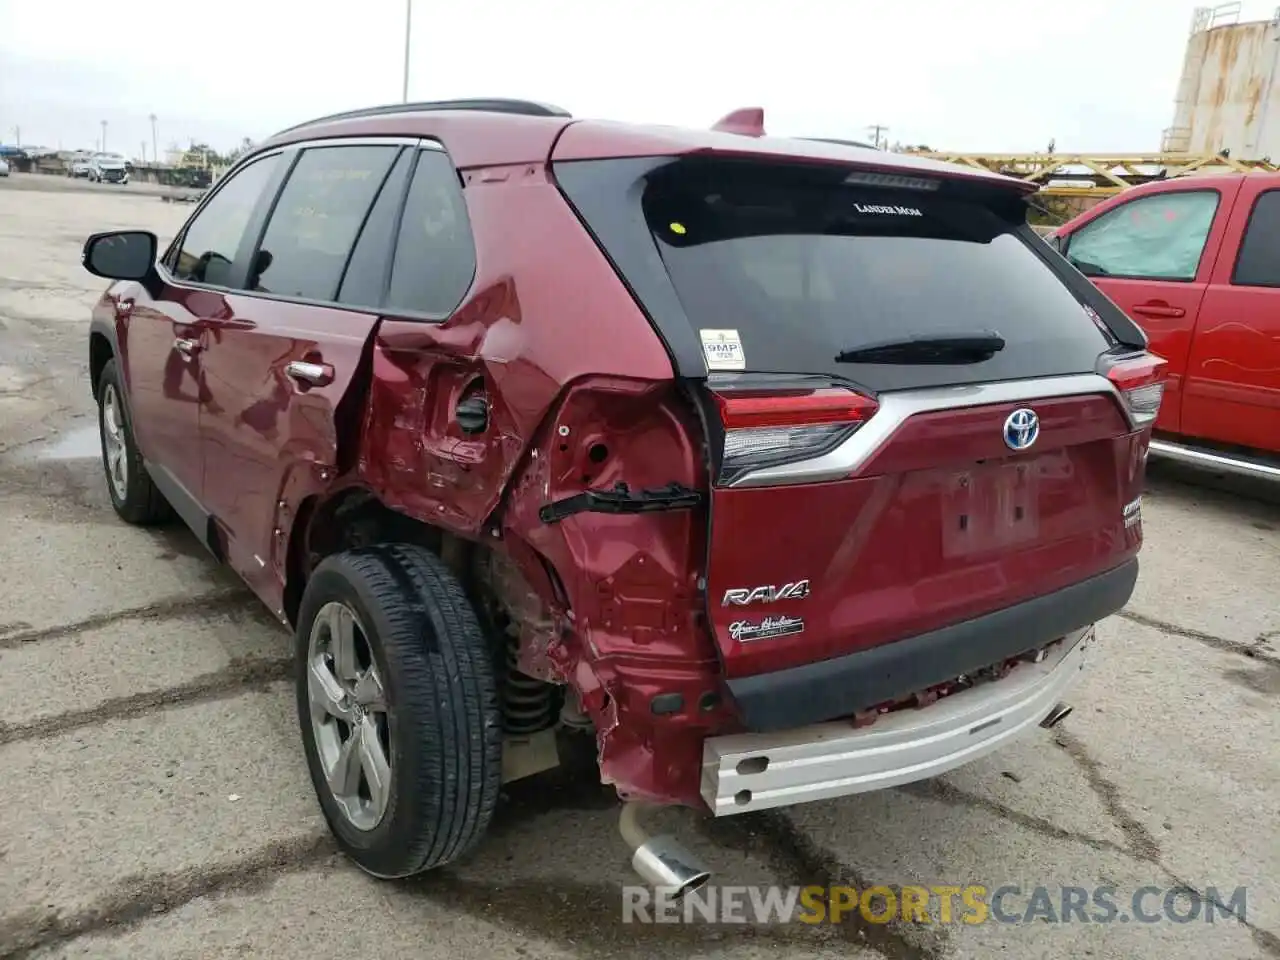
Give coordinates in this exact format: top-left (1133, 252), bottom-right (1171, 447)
top-left (711, 386), bottom-right (878, 485)
top-left (1105, 353), bottom-right (1168, 428)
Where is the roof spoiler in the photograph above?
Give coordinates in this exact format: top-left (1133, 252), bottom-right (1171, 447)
top-left (711, 107), bottom-right (766, 137)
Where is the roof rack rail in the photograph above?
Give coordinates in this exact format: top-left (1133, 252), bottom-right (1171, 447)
top-left (799, 137), bottom-right (879, 150)
top-left (273, 98), bottom-right (572, 136)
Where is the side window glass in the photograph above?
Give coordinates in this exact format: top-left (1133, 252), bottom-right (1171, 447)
top-left (171, 154), bottom-right (279, 287)
top-left (384, 149), bottom-right (477, 317)
top-left (250, 145), bottom-right (399, 301)
top-left (336, 148), bottom-right (413, 308)
top-left (1065, 190), bottom-right (1220, 281)
top-left (1232, 189), bottom-right (1280, 287)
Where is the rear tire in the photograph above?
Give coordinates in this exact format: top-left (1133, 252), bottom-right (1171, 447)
top-left (96, 358), bottom-right (171, 525)
top-left (295, 544), bottom-right (503, 878)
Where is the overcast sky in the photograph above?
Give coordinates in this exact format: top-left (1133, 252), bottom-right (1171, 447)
top-left (1, 0), bottom-right (1275, 158)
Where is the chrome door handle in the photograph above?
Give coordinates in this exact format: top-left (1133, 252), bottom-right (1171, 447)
top-left (285, 360), bottom-right (334, 386)
top-left (173, 338), bottom-right (199, 357)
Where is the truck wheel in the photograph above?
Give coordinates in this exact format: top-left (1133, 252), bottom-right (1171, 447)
top-left (96, 358), bottom-right (172, 524)
top-left (295, 543), bottom-right (503, 878)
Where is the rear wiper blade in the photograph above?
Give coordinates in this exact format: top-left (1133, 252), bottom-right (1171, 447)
top-left (835, 332), bottom-right (1006, 365)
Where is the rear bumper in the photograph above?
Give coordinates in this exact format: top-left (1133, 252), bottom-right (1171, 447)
top-left (702, 625), bottom-right (1093, 816)
top-left (725, 558), bottom-right (1137, 732)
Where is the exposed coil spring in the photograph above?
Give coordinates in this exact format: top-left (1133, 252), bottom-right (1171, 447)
top-left (501, 628), bottom-right (556, 734)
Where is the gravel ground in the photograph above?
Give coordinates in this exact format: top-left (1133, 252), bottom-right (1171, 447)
top-left (0, 172), bottom-right (1277, 960)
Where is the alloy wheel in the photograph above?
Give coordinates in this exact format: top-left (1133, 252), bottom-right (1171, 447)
top-left (100, 384), bottom-right (128, 501)
top-left (307, 601), bottom-right (393, 831)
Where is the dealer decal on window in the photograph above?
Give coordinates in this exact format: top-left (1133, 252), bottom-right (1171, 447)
top-left (700, 328), bottom-right (746, 370)
top-left (853, 203), bottom-right (923, 216)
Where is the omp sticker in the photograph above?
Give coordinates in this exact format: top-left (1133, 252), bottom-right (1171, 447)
top-left (700, 329), bottom-right (745, 370)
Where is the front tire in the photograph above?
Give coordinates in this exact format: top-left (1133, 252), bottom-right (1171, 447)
top-left (96, 358), bottom-right (171, 524)
top-left (295, 544), bottom-right (503, 879)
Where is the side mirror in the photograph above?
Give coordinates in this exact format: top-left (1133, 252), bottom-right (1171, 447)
top-left (1068, 256), bottom-right (1106, 278)
top-left (1044, 232), bottom-right (1064, 252)
top-left (82, 230), bottom-right (158, 282)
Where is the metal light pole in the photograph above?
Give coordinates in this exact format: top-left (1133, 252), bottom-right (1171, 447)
top-left (101, 120), bottom-right (108, 153)
top-left (149, 114), bottom-right (158, 164)
top-left (402, 0), bottom-right (412, 102)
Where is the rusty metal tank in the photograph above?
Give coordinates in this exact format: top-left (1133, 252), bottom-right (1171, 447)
top-left (1163, 3), bottom-right (1280, 160)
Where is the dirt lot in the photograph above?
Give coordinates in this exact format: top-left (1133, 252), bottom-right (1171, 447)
top-left (0, 171), bottom-right (1277, 960)
top-left (0, 171), bottom-right (199, 200)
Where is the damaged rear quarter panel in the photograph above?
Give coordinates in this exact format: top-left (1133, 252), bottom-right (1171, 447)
top-left (498, 375), bottom-right (735, 807)
top-left (356, 162), bottom-right (672, 531)
top-left (353, 163), bottom-right (732, 805)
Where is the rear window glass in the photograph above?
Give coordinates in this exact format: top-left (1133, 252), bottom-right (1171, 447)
top-left (640, 161), bottom-right (1110, 382)
top-left (1233, 188), bottom-right (1280, 287)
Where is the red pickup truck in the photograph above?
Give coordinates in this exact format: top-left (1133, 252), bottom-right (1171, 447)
top-left (1049, 173), bottom-right (1280, 481)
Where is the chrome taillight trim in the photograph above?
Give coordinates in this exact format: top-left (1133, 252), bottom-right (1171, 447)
top-left (725, 373), bottom-right (1131, 489)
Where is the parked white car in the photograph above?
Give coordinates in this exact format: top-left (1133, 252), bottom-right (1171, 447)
top-left (0, 157), bottom-right (10, 177)
top-left (87, 153), bottom-right (129, 184)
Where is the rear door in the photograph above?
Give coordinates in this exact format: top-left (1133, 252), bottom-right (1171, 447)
top-left (556, 155), bottom-right (1152, 679)
top-left (1180, 183), bottom-right (1280, 452)
top-left (1059, 180), bottom-right (1239, 433)
top-left (194, 138), bottom-right (412, 605)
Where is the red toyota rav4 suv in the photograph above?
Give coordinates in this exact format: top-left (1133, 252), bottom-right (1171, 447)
top-left (81, 99), bottom-right (1163, 894)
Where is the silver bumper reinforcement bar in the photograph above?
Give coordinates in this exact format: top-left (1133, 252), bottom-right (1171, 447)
top-left (701, 626), bottom-right (1095, 816)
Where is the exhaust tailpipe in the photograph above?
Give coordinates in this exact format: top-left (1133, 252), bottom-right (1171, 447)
top-left (1039, 702), bottom-right (1073, 729)
top-left (619, 802), bottom-right (712, 899)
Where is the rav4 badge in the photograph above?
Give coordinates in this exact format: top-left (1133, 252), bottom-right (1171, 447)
top-left (722, 580), bottom-right (810, 606)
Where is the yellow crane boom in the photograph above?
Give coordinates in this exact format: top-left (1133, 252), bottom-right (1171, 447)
top-left (902, 151), bottom-right (1279, 198)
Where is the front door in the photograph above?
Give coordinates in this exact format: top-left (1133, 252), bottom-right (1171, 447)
top-left (113, 278), bottom-right (204, 502)
top-left (124, 150), bottom-right (284, 530)
top-left (1061, 182), bottom-right (1238, 434)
